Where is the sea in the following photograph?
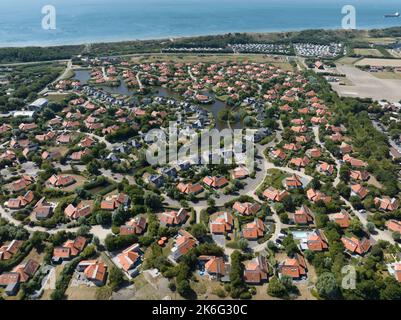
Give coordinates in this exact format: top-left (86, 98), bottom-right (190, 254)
top-left (0, 0), bottom-right (401, 47)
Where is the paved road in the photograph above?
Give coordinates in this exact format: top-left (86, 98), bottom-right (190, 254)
top-left (40, 60), bottom-right (72, 95)
top-left (313, 126), bottom-right (341, 187)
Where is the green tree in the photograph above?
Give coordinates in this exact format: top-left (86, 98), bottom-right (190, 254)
top-left (316, 272), bottom-right (340, 299)
top-left (109, 266), bottom-right (125, 291)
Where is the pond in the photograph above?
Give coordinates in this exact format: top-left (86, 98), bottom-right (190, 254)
top-left (72, 69), bottom-right (242, 130)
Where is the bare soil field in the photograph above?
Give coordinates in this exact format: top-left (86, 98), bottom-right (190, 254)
top-left (332, 64), bottom-right (401, 102)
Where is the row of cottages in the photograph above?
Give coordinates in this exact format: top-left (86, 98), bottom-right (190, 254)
top-left (177, 182), bottom-right (204, 195)
top-left (52, 236), bottom-right (87, 263)
top-left (100, 193), bottom-right (130, 211)
top-left (0, 240), bottom-right (23, 261)
top-left (120, 216), bottom-right (147, 235)
top-left (169, 229), bottom-right (198, 263)
top-left (0, 259), bottom-right (40, 296)
top-left (210, 212), bottom-right (234, 234)
top-left (64, 202), bottom-right (92, 220)
top-left (232, 201), bottom-right (261, 216)
top-left (202, 176), bottom-right (229, 189)
top-left (5, 191), bottom-right (34, 210)
top-left (159, 208), bottom-right (189, 227)
top-left (47, 174), bottom-right (76, 188)
top-left (116, 243), bottom-right (142, 277)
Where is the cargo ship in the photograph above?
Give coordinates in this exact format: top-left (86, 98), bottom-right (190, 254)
top-left (385, 11), bottom-right (400, 18)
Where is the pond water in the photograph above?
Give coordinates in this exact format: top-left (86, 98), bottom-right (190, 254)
top-left (72, 69), bottom-right (242, 130)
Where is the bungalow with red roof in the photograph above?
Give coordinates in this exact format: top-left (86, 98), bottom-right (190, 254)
top-left (0, 240), bottom-right (23, 261)
top-left (159, 208), bottom-right (189, 226)
top-left (279, 253), bottom-right (307, 279)
top-left (307, 148), bottom-right (322, 158)
top-left (76, 260), bottom-right (107, 286)
top-left (290, 156), bottom-right (310, 168)
top-left (263, 187), bottom-right (289, 202)
top-left (343, 154), bottom-right (368, 168)
top-left (6, 191), bottom-right (34, 209)
top-left (317, 162), bottom-right (334, 175)
top-left (283, 143), bottom-right (301, 152)
top-left (374, 197), bottom-right (399, 212)
top-left (177, 182), bottom-right (204, 195)
top-left (64, 202), bottom-right (91, 220)
top-left (100, 193), bottom-right (129, 211)
top-left (199, 256), bottom-right (226, 278)
top-left (350, 170), bottom-right (370, 181)
top-left (120, 216), bottom-right (147, 235)
top-left (271, 148), bottom-right (286, 161)
top-left (243, 256), bottom-right (269, 284)
top-left (0, 272), bottom-right (20, 296)
top-left (52, 236), bottom-right (87, 263)
top-left (12, 259), bottom-right (39, 283)
top-left (10, 175), bottom-right (34, 193)
top-left (202, 176), bottom-right (229, 189)
top-left (340, 142), bottom-right (352, 154)
top-left (386, 220), bottom-right (401, 234)
top-left (307, 230), bottom-right (328, 251)
top-left (169, 230), bottom-right (198, 263)
top-left (350, 184), bottom-right (368, 199)
top-left (232, 166), bottom-right (249, 179)
top-left (116, 244), bottom-right (141, 275)
top-left (242, 218), bottom-right (265, 240)
top-left (341, 236), bottom-right (371, 256)
top-left (209, 212), bottom-right (234, 234)
top-left (285, 174), bottom-right (303, 189)
top-left (332, 211), bottom-right (351, 228)
top-left (232, 201), bottom-right (261, 216)
top-left (306, 189), bottom-right (331, 204)
top-left (292, 205), bottom-right (314, 225)
top-left (33, 197), bottom-right (54, 220)
top-left (47, 174), bottom-right (76, 188)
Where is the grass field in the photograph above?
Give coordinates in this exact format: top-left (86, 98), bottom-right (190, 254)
top-left (335, 56), bottom-right (361, 65)
top-left (136, 54), bottom-right (293, 70)
top-left (371, 72), bottom-right (401, 80)
top-left (353, 48), bottom-right (384, 57)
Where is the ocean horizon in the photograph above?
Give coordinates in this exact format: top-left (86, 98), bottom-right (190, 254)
top-left (1, 0), bottom-right (401, 47)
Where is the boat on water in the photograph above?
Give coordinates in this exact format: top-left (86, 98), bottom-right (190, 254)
top-left (384, 11), bottom-right (400, 18)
